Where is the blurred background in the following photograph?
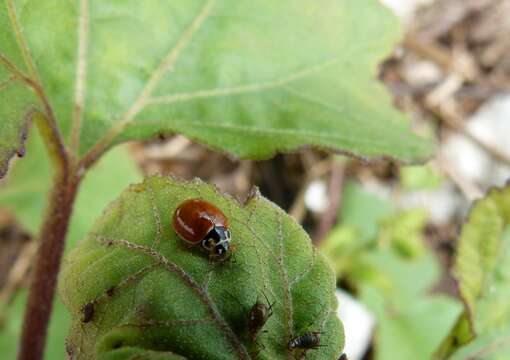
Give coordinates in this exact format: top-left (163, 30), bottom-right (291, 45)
top-left (2, 0), bottom-right (510, 359)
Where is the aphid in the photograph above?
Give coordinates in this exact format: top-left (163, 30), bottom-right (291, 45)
top-left (81, 302), bottom-right (95, 323)
top-left (288, 331), bottom-right (321, 351)
top-left (248, 293), bottom-right (274, 342)
top-left (173, 199), bottom-right (231, 259)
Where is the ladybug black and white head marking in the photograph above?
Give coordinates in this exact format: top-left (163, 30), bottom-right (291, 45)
top-left (201, 225), bottom-right (231, 257)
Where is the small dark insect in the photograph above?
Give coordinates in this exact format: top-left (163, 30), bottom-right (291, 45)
top-left (288, 331), bottom-right (321, 350)
top-left (338, 353), bottom-right (348, 360)
top-left (248, 293), bottom-right (274, 342)
top-left (173, 199), bottom-right (231, 260)
top-left (106, 286), bottom-right (115, 297)
top-left (81, 302), bottom-right (95, 323)
top-left (65, 339), bottom-right (75, 359)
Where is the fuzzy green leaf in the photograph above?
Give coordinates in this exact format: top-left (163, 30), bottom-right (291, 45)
top-left (436, 185), bottom-right (510, 358)
top-left (1, 0), bottom-right (433, 171)
top-left (454, 186), bottom-right (510, 333)
top-left (59, 176), bottom-right (343, 360)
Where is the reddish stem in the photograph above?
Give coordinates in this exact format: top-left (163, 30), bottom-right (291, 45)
top-left (18, 170), bottom-right (79, 360)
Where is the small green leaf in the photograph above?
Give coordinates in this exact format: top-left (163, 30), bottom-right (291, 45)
top-left (2, 0), bottom-right (433, 167)
top-left (362, 286), bottom-right (461, 360)
top-left (359, 250), bottom-right (462, 360)
top-left (437, 185), bottom-right (510, 358)
top-left (454, 185), bottom-right (510, 333)
top-left (59, 176), bottom-right (343, 359)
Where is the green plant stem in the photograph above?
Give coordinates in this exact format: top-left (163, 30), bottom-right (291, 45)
top-left (17, 116), bottom-right (80, 360)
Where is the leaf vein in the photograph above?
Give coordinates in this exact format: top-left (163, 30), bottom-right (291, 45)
top-left (80, 0), bottom-right (215, 168)
top-left (146, 57), bottom-right (342, 106)
top-left (70, 0), bottom-right (90, 155)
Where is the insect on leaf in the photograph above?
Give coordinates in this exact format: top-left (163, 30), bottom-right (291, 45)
top-left (59, 176), bottom-right (344, 360)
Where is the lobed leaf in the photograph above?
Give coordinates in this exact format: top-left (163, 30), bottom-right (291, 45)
top-left (1, 0), bottom-right (433, 176)
top-left (59, 176), bottom-right (343, 359)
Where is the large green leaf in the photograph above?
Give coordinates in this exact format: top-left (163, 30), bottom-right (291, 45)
top-left (0, 130), bottom-right (141, 359)
top-left (436, 185), bottom-right (510, 358)
top-left (59, 176), bottom-right (343, 360)
top-left (1, 0), bottom-right (433, 173)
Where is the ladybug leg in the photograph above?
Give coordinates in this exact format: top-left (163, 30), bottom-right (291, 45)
top-left (205, 259), bottom-right (222, 273)
top-left (209, 250), bottom-right (234, 264)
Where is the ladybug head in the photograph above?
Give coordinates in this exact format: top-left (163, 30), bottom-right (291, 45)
top-left (202, 226), bottom-right (231, 257)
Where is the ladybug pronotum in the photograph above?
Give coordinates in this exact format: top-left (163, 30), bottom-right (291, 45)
top-left (172, 199), bottom-right (231, 258)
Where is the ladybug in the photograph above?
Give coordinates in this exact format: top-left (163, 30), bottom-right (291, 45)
top-left (172, 199), bottom-right (231, 258)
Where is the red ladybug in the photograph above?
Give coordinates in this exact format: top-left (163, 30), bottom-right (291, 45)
top-left (172, 199), bottom-right (231, 258)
